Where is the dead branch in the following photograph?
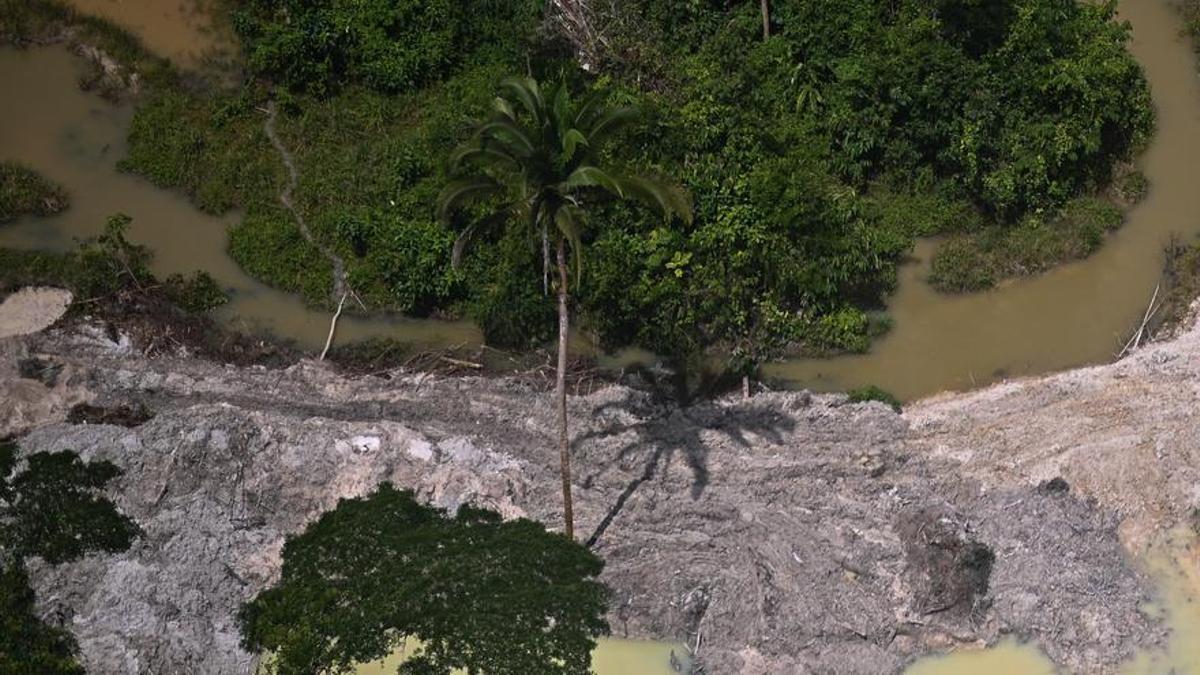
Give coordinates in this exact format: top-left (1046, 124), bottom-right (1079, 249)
top-left (1118, 283), bottom-right (1162, 359)
top-left (319, 292), bottom-right (348, 361)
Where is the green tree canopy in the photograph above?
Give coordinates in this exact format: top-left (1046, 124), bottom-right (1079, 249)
top-left (232, 0), bottom-right (544, 95)
top-left (239, 484), bottom-right (609, 675)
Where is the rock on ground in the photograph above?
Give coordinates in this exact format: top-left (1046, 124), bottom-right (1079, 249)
top-left (6, 310), bottom-right (1200, 673)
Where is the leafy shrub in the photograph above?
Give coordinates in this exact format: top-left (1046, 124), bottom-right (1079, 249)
top-left (464, 228), bottom-right (556, 349)
top-left (929, 197), bottom-right (1124, 292)
top-left (231, 0), bottom-right (543, 95)
top-left (0, 161), bottom-right (68, 223)
top-left (847, 385), bottom-right (903, 412)
top-left (165, 271), bottom-right (229, 313)
top-left (228, 212), bottom-right (332, 305)
top-left (0, 213), bottom-right (158, 300)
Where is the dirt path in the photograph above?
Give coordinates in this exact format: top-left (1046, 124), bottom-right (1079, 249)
top-left (263, 102), bottom-right (350, 303)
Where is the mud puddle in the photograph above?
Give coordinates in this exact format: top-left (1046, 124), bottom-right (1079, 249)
top-left (906, 528), bottom-right (1200, 674)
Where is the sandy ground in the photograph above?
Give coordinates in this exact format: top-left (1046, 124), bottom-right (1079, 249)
top-left (0, 287), bottom-right (72, 338)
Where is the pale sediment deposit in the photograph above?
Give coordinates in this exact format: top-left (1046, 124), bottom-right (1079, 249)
top-left (4, 304), bottom-right (1200, 673)
top-left (0, 286), bottom-right (71, 338)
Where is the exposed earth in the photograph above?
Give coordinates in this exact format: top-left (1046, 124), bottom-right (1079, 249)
top-left (3, 301), bottom-right (1200, 673)
top-left (0, 286), bottom-right (72, 338)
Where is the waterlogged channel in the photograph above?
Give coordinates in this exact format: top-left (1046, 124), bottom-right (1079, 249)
top-left (2, 0), bottom-right (1200, 393)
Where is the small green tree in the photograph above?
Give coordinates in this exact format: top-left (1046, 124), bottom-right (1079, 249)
top-left (239, 484), bottom-right (609, 675)
top-left (438, 76), bottom-right (692, 539)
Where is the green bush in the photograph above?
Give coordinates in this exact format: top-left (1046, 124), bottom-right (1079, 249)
top-left (0, 215), bottom-right (151, 299)
top-left (847, 385), bottom-right (903, 412)
top-left (231, 0), bottom-right (543, 95)
top-left (0, 161), bottom-right (68, 223)
top-left (165, 271), bottom-right (229, 313)
top-left (228, 212), bottom-right (332, 305)
top-left (929, 197), bottom-right (1125, 292)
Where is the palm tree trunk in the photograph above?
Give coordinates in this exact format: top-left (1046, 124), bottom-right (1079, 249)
top-left (761, 0), bottom-right (770, 40)
top-left (556, 237), bottom-right (575, 540)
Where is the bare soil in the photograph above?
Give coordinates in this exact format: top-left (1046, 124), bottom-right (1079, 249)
top-left (0, 286), bottom-right (71, 338)
top-left (6, 304), bottom-right (1200, 673)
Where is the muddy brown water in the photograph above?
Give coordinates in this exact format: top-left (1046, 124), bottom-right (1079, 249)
top-left (2, 0), bottom-right (1199, 389)
top-left (66, 0), bottom-right (233, 68)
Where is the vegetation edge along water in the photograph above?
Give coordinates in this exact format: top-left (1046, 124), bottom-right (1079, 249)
top-left (0, 0), bottom-right (1161, 389)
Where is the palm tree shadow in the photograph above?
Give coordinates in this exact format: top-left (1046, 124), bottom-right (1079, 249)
top-left (578, 393), bottom-right (796, 548)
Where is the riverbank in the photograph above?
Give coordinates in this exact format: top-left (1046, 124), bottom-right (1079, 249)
top-left (7, 298), bottom-right (1200, 672)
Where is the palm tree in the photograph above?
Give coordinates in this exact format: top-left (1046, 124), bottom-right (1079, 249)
top-left (438, 77), bottom-right (692, 540)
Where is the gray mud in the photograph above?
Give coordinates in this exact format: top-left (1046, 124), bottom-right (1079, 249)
top-left (4, 317), bottom-right (1194, 673)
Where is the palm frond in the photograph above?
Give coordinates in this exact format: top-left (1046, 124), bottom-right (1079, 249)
top-left (573, 90), bottom-right (605, 129)
top-left (552, 84), bottom-right (572, 139)
top-left (448, 145), bottom-right (521, 173)
top-left (499, 76), bottom-right (545, 126)
top-left (612, 174), bottom-right (694, 224)
top-left (562, 129), bottom-right (589, 162)
top-left (561, 165), bottom-right (626, 196)
top-left (554, 204), bottom-right (588, 286)
top-left (476, 117), bottom-right (537, 156)
top-left (436, 176), bottom-right (501, 223)
top-left (586, 107), bottom-right (639, 147)
top-left (492, 96), bottom-right (516, 120)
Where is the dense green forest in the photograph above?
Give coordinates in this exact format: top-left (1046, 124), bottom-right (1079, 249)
top-left (9, 0), bottom-right (1154, 370)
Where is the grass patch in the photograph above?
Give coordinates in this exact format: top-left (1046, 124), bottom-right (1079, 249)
top-left (0, 161), bottom-right (68, 223)
top-left (929, 197), bottom-right (1124, 293)
top-left (847, 385), bottom-right (903, 412)
top-left (227, 212), bottom-right (331, 305)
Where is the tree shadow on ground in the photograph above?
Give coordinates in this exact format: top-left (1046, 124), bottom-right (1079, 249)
top-left (576, 393), bottom-right (796, 548)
